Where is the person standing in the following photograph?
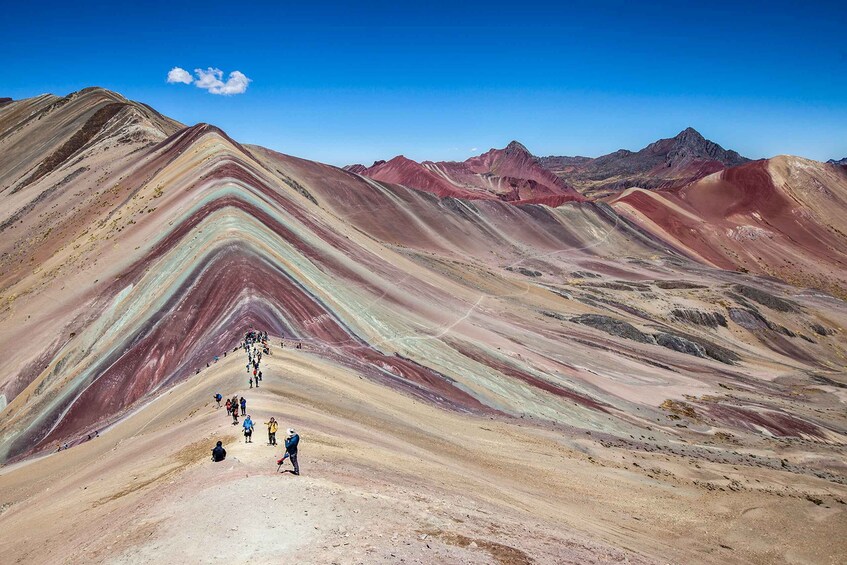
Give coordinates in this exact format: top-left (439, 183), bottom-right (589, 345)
top-left (284, 429), bottom-right (300, 475)
top-left (265, 417), bottom-right (278, 446)
top-left (225, 398), bottom-right (232, 415)
top-left (215, 393), bottom-right (222, 408)
top-left (243, 415), bottom-right (254, 443)
top-left (249, 376), bottom-right (253, 389)
top-left (240, 396), bottom-right (247, 416)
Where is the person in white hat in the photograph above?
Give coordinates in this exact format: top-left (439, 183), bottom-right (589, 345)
top-left (278, 428), bottom-right (300, 475)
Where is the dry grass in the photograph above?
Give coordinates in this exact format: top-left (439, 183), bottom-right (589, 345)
top-left (421, 528), bottom-right (533, 565)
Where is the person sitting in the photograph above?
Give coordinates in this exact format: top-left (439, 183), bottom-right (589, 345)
top-left (211, 441), bottom-right (226, 462)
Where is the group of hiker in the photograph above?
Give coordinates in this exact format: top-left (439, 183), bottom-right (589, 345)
top-left (211, 428), bottom-right (299, 474)
top-left (210, 329), bottom-right (301, 475)
top-left (55, 429), bottom-right (99, 452)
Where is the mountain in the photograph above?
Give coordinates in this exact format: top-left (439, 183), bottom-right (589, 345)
top-left (539, 127), bottom-right (750, 195)
top-left (347, 140), bottom-right (585, 203)
top-left (828, 157), bottom-right (847, 166)
top-left (1, 88), bottom-right (846, 563)
top-left (611, 156), bottom-right (847, 298)
top-left (350, 128), bottom-right (748, 200)
top-left (0, 86), bottom-right (182, 199)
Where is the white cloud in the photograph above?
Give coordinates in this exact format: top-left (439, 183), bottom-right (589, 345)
top-left (166, 66), bottom-right (252, 95)
top-left (470, 147), bottom-right (479, 152)
top-left (166, 67), bottom-right (193, 84)
top-left (193, 67), bottom-right (251, 95)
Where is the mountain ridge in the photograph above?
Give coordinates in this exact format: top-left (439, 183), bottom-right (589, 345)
top-left (350, 127), bottom-right (752, 200)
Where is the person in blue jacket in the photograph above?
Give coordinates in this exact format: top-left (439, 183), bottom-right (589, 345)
top-left (278, 428), bottom-right (300, 475)
top-left (211, 441), bottom-right (226, 462)
top-left (243, 415), bottom-right (254, 443)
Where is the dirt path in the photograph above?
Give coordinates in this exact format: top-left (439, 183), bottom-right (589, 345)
top-left (1, 349), bottom-right (844, 564)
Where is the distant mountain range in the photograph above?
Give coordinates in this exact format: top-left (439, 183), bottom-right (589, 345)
top-left (540, 127), bottom-right (750, 195)
top-left (828, 157), bottom-right (847, 166)
top-left (345, 140), bottom-right (585, 206)
top-left (349, 127), bottom-right (752, 200)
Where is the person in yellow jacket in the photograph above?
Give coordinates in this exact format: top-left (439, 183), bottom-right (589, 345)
top-left (265, 417), bottom-right (279, 446)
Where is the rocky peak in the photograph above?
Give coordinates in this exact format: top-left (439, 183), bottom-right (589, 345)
top-left (652, 127), bottom-right (748, 167)
top-left (504, 140), bottom-right (531, 155)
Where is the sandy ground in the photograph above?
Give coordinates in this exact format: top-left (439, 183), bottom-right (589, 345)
top-left (1, 346), bottom-right (845, 565)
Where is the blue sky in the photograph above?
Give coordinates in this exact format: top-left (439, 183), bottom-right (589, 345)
top-left (2, 1), bottom-right (845, 165)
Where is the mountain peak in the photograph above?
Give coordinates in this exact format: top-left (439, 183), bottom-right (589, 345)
top-left (505, 140), bottom-right (531, 154)
top-left (674, 127), bottom-right (706, 143)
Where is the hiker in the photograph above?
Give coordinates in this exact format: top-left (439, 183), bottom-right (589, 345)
top-left (215, 393), bottom-right (222, 408)
top-left (249, 377), bottom-right (253, 389)
top-left (243, 415), bottom-right (254, 443)
top-left (240, 397), bottom-right (247, 416)
top-left (278, 428), bottom-right (300, 475)
top-left (225, 398), bottom-right (232, 415)
top-left (232, 406), bottom-right (239, 425)
top-left (211, 441), bottom-right (226, 462)
top-left (266, 417), bottom-right (278, 445)
top-left (258, 370), bottom-right (262, 382)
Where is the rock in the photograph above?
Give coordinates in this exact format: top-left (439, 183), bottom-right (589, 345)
top-left (541, 310), bottom-right (568, 321)
top-left (570, 314), bottom-right (653, 343)
top-left (656, 329), bottom-right (739, 364)
top-left (571, 271), bottom-right (601, 279)
top-left (655, 333), bottom-right (708, 358)
top-left (671, 308), bottom-right (727, 328)
top-left (654, 280), bottom-right (706, 289)
top-left (732, 284), bottom-right (798, 313)
top-left (810, 323), bottom-right (835, 336)
top-left (516, 267), bottom-right (542, 277)
top-left (728, 308), bottom-right (768, 331)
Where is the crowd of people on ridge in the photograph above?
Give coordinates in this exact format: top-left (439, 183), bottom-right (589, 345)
top-left (210, 330), bottom-right (300, 475)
